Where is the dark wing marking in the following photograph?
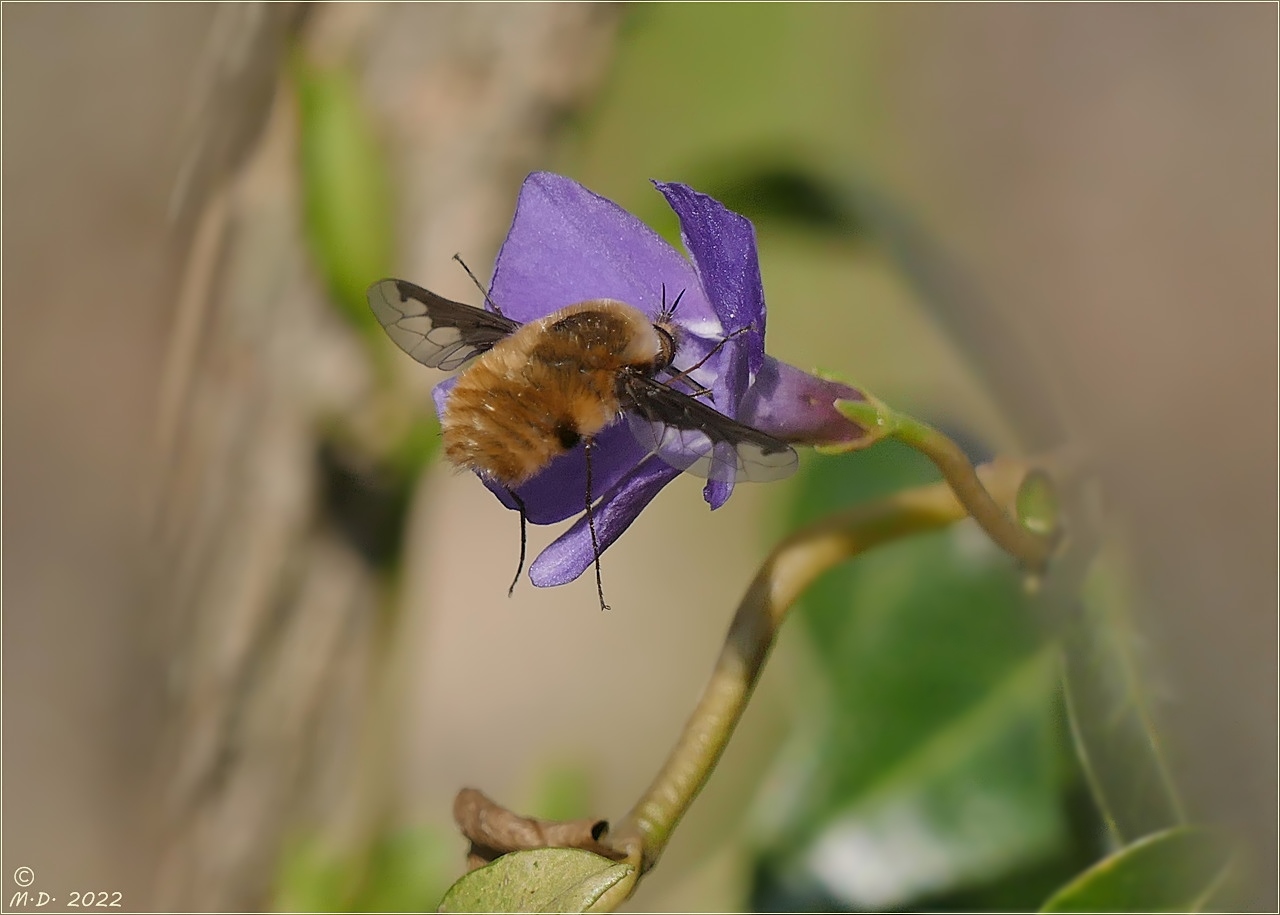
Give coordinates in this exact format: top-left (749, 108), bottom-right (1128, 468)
top-left (620, 372), bottom-right (799, 483)
top-left (367, 278), bottom-right (520, 371)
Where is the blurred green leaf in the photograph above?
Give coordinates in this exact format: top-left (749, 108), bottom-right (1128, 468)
top-left (1061, 549), bottom-right (1185, 843)
top-left (294, 53), bottom-right (394, 346)
top-left (753, 441), bottom-right (1068, 909)
top-left (273, 837), bottom-right (359, 912)
top-left (1040, 827), bottom-right (1231, 913)
top-left (438, 849), bottom-right (635, 914)
top-left (676, 147), bottom-right (1069, 451)
top-left (694, 159), bottom-right (868, 238)
top-left (355, 827), bottom-right (458, 913)
top-left (272, 826), bottom-right (457, 913)
top-left (564, 5), bottom-right (884, 219)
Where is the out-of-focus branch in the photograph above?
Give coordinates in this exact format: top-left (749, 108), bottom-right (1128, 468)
top-left (152, 6), bottom-right (622, 910)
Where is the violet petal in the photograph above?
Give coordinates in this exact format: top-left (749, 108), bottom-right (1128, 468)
top-left (528, 457), bottom-right (682, 587)
top-left (654, 181), bottom-right (766, 374)
top-left (494, 424), bottom-right (650, 525)
top-left (739, 357), bottom-right (868, 447)
top-left (490, 172), bottom-right (717, 328)
top-left (701, 336), bottom-right (751, 508)
top-left (656, 182), bottom-right (768, 508)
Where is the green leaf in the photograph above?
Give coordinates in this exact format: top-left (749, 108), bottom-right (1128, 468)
top-left (354, 827), bottom-right (458, 913)
top-left (271, 826), bottom-right (457, 913)
top-left (272, 837), bottom-right (360, 912)
top-left (693, 160), bottom-right (869, 239)
top-left (1061, 549), bottom-right (1185, 843)
top-left (438, 849), bottom-right (636, 914)
top-left (1040, 827), bottom-right (1232, 913)
top-left (754, 441), bottom-right (1068, 909)
top-left (293, 53), bottom-right (394, 346)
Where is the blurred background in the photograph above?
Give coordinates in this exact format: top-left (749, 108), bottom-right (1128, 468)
top-left (4, 4), bottom-right (1274, 912)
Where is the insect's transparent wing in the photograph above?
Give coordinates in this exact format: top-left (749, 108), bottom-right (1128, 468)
top-left (367, 278), bottom-right (520, 371)
top-left (621, 374), bottom-right (798, 483)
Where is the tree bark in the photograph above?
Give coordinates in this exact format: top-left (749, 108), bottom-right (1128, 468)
top-left (151, 5), bottom-right (621, 910)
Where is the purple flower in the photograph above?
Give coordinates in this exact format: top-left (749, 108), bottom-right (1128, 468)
top-left (432, 173), bottom-right (865, 587)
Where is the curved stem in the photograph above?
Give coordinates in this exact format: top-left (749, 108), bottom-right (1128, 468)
top-left (608, 457), bottom-right (1035, 877)
top-left (890, 414), bottom-right (1054, 571)
top-left (833, 398), bottom-right (1056, 571)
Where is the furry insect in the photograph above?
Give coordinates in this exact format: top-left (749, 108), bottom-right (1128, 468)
top-left (367, 273), bottom-right (798, 609)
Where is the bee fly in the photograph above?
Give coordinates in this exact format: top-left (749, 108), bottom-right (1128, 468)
top-left (367, 267), bottom-right (797, 610)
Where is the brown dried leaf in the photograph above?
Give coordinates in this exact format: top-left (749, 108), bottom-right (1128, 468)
top-left (453, 788), bottom-right (624, 871)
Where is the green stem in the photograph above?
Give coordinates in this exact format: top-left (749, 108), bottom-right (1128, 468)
top-left (608, 458), bottom-right (1035, 878)
top-left (890, 413), bottom-right (1054, 571)
top-left (833, 397), bottom-right (1055, 570)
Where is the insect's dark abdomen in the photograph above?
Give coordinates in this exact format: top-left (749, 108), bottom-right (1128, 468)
top-left (554, 423), bottom-right (582, 450)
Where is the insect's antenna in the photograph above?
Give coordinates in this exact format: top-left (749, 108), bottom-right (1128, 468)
top-left (583, 439), bottom-right (610, 612)
top-left (452, 253), bottom-right (505, 317)
top-left (658, 284), bottom-right (686, 323)
top-left (507, 489), bottom-right (528, 598)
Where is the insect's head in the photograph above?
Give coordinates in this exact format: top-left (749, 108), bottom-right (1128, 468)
top-left (653, 284), bottom-right (685, 372)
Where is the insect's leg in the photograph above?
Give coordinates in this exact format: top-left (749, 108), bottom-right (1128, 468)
top-left (663, 373), bottom-right (715, 402)
top-left (583, 438), bottom-right (611, 612)
top-left (664, 325), bottom-right (751, 391)
top-left (507, 488), bottom-right (528, 598)
top-left (452, 253), bottom-right (505, 317)
top-left (657, 371), bottom-right (713, 401)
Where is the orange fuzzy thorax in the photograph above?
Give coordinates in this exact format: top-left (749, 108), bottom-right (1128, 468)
top-left (441, 300), bottom-right (669, 487)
